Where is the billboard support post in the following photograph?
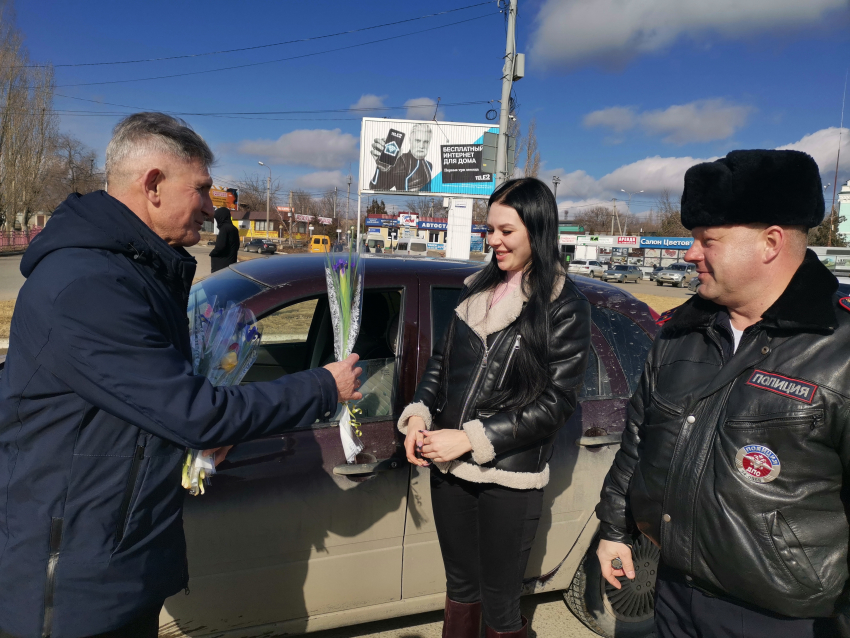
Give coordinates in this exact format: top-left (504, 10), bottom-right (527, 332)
top-left (356, 194), bottom-right (362, 250)
top-left (496, 0), bottom-right (518, 187)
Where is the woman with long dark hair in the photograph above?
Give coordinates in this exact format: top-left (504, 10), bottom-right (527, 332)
top-left (397, 177), bottom-right (592, 637)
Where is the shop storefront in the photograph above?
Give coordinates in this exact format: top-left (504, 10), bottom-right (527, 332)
top-left (365, 214), bottom-right (488, 252)
top-left (561, 234), bottom-right (695, 265)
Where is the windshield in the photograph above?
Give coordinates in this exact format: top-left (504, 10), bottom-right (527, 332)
top-left (613, 265), bottom-right (628, 271)
top-left (668, 264), bottom-right (687, 271)
top-left (188, 269), bottom-right (266, 317)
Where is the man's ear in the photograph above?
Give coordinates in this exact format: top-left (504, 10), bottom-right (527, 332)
top-left (142, 168), bottom-right (164, 206)
top-left (762, 225), bottom-right (784, 263)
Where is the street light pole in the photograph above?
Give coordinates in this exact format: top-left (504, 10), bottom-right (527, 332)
top-left (620, 188), bottom-right (644, 235)
top-left (258, 161), bottom-right (271, 240)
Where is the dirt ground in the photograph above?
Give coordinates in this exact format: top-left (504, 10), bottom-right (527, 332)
top-left (631, 294), bottom-right (683, 314)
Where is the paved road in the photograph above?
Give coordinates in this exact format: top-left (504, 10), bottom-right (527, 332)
top-left (599, 276), bottom-right (696, 300)
top-left (309, 592), bottom-right (597, 638)
top-left (0, 253), bottom-right (25, 301)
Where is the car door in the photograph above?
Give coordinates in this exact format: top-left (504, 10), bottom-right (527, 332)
top-left (400, 277), bottom-right (637, 600)
top-left (162, 270), bottom-right (417, 635)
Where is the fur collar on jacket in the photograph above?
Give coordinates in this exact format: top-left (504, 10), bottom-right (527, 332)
top-left (455, 269), bottom-right (566, 342)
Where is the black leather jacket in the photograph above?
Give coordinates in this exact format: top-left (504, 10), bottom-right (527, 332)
top-left (596, 251), bottom-right (850, 619)
top-left (400, 273), bottom-right (591, 488)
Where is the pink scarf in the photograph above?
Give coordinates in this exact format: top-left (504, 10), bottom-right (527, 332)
top-left (490, 269), bottom-right (523, 308)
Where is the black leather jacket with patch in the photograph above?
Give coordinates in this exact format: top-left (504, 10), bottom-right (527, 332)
top-left (398, 272), bottom-right (591, 490)
top-left (596, 250), bottom-right (850, 619)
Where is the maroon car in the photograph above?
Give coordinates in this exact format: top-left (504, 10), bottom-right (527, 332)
top-left (161, 254), bottom-right (659, 638)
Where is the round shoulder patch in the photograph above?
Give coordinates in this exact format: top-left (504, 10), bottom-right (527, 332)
top-left (735, 445), bottom-right (781, 483)
top-left (656, 308), bottom-right (676, 326)
top-left (839, 297), bottom-right (850, 313)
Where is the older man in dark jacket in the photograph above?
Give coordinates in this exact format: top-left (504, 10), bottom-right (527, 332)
top-left (596, 150), bottom-right (850, 637)
top-left (209, 206), bottom-right (239, 272)
top-left (0, 113), bottom-right (361, 638)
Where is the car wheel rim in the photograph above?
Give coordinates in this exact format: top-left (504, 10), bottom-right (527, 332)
top-left (601, 535), bottom-right (660, 623)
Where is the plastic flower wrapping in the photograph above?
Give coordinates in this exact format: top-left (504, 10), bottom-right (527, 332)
top-left (325, 247), bottom-right (365, 463)
top-left (182, 298), bottom-right (263, 495)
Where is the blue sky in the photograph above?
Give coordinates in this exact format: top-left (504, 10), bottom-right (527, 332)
top-left (18, 0), bottom-right (850, 220)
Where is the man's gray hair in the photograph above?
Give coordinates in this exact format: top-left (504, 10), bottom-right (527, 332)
top-left (105, 112), bottom-right (214, 186)
top-left (411, 123), bottom-right (433, 136)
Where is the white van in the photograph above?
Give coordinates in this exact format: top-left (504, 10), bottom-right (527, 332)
top-left (395, 239), bottom-right (428, 256)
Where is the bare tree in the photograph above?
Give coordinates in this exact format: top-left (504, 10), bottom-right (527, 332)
top-left (656, 190), bottom-right (689, 237)
top-left (0, 5), bottom-right (57, 231)
top-left (404, 197), bottom-right (446, 218)
top-left (573, 205), bottom-right (613, 234)
top-left (522, 118), bottom-right (540, 178)
top-left (472, 199), bottom-right (488, 223)
top-left (38, 134), bottom-right (103, 212)
top-left (234, 173), bottom-right (282, 213)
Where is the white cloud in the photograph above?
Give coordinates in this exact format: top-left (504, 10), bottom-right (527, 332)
top-left (777, 127), bottom-right (849, 179)
top-left (349, 94), bottom-right (387, 115)
top-left (403, 97), bottom-right (445, 121)
top-left (584, 99), bottom-right (753, 144)
top-left (531, 0), bottom-right (845, 68)
top-left (550, 126), bottom-right (850, 219)
top-left (294, 170), bottom-right (356, 191)
top-left (237, 129), bottom-right (358, 169)
top-left (583, 107), bottom-right (637, 133)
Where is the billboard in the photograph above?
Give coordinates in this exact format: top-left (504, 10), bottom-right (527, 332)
top-left (211, 187), bottom-right (238, 211)
top-left (360, 117), bottom-right (499, 198)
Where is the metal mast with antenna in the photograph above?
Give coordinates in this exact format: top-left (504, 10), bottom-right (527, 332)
top-left (828, 70), bottom-right (847, 248)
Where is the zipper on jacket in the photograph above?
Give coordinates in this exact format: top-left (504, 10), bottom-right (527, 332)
top-left (496, 334), bottom-right (522, 391)
top-left (725, 411), bottom-right (823, 430)
top-left (42, 517), bottom-right (63, 638)
top-left (116, 445), bottom-right (145, 544)
top-left (458, 331), bottom-right (509, 427)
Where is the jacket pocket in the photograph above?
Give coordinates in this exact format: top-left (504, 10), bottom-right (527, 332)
top-left (496, 334), bottom-right (522, 390)
top-left (726, 409), bottom-right (823, 430)
top-left (765, 510), bottom-right (823, 592)
top-left (116, 445), bottom-right (145, 544)
top-left (42, 517), bottom-right (63, 638)
top-left (650, 392), bottom-right (684, 418)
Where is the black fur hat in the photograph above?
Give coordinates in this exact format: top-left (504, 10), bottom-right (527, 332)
top-left (680, 150), bottom-right (825, 230)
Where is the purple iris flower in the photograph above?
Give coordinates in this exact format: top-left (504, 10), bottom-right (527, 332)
top-left (333, 258), bottom-right (348, 274)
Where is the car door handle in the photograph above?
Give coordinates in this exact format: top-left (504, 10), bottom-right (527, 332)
top-left (333, 457), bottom-right (404, 476)
top-left (576, 433), bottom-right (623, 447)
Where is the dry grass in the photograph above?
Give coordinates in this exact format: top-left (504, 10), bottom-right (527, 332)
top-left (0, 299), bottom-right (15, 338)
top-left (631, 294), bottom-right (684, 315)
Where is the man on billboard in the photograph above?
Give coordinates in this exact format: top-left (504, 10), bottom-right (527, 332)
top-left (369, 123), bottom-right (433, 192)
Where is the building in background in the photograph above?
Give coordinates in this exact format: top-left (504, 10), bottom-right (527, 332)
top-left (839, 180), bottom-right (850, 240)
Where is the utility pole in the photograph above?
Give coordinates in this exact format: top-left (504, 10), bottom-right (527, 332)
top-left (333, 187), bottom-right (338, 221)
top-left (347, 174), bottom-right (352, 245)
top-left (258, 161), bottom-right (271, 240)
top-left (495, 0), bottom-right (519, 187)
top-left (611, 199), bottom-right (622, 235)
top-left (828, 70), bottom-right (847, 248)
top-left (620, 188), bottom-right (643, 235)
top-left (288, 190), bottom-right (294, 248)
top-left (552, 175), bottom-right (561, 220)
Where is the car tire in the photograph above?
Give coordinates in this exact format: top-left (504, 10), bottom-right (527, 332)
top-left (675, 281), bottom-right (682, 288)
top-left (656, 281), bottom-right (663, 287)
top-left (564, 535), bottom-right (658, 638)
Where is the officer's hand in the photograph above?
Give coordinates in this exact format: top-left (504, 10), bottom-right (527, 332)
top-left (323, 353), bottom-right (363, 402)
top-left (597, 539), bottom-right (636, 589)
top-left (370, 138), bottom-right (389, 169)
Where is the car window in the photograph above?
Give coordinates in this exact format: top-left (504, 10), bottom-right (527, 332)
top-left (244, 289), bottom-right (404, 426)
top-left (397, 242), bottom-right (408, 250)
top-left (614, 265), bottom-right (628, 271)
top-left (431, 287), bottom-right (463, 352)
top-left (579, 344), bottom-right (613, 399)
top-left (411, 243), bottom-right (427, 252)
top-left (590, 306), bottom-right (653, 395)
top-left (322, 238), bottom-right (329, 245)
top-left (669, 264), bottom-right (686, 271)
top-left (572, 260), bottom-right (586, 265)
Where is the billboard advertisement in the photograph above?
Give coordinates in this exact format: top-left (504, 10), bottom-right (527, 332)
top-left (211, 187), bottom-right (238, 211)
top-left (360, 117), bottom-right (499, 198)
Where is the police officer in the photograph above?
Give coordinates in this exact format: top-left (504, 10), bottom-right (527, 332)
top-left (596, 150), bottom-right (850, 637)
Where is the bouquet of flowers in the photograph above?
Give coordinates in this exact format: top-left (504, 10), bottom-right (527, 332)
top-left (325, 246), bottom-right (365, 463)
top-left (182, 298), bottom-right (263, 495)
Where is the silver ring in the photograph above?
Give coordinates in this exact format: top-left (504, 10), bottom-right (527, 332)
top-left (611, 558), bottom-right (623, 570)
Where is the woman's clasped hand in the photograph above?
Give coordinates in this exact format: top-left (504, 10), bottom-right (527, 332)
top-left (403, 417), bottom-right (473, 466)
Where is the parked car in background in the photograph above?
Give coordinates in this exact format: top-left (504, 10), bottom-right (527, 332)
top-left (567, 259), bottom-right (604, 278)
top-left (395, 239), bottom-right (428, 256)
top-left (688, 276), bottom-right (701, 292)
top-left (647, 265), bottom-right (664, 281)
top-left (156, 254), bottom-right (659, 638)
top-left (655, 262), bottom-right (697, 287)
top-left (244, 238), bottom-right (277, 254)
top-left (637, 266), bottom-right (653, 280)
top-left (601, 264), bottom-right (642, 284)
top-left (308, 235), bottom-right (331, 253)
